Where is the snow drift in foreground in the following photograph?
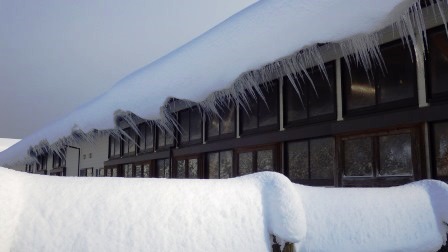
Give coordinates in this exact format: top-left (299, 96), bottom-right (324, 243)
top-left (0, 0), bottom-right (434, 165)
top-left (1, 169), bottom-right (448, 251)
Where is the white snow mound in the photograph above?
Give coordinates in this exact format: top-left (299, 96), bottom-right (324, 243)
top-left (295, 180), bottom-right (448, 252)
top-left (1, 167), bottom-right (448, 251)
top-left (0, 168), bottom-right (305, 252)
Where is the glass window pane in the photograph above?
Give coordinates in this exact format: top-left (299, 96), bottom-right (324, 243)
top-left (220, 151), bottom-right (233, 178)
top-left (287, 141), bottom-right (309, 180)
top-left (239, 152), bottom-right (253, 176)
top-left (344, 62), bottom-right (376, 110)
top-left (109, 137), bottom-right (115, 157)
top-left (344, 137), bottom-right (373, 176)
top-left (310, 138), bottom-right (334, 179)
top-left (99, 169), bottom-right (104, 177)
top-left (135, 165), bottom-right (142, 178)
top-left (188, 159), bottom-right (198, 178)
top-left (379, 134), bottom-right (413, 176)
top-left (259, 84), bottom-right (279, 127)
top-left (123, 130), bottom-right (130, 154)
top-left (378, 44), bottom-right (415, 104)
top-left (285, 76), bottom-right (307, 123)
top-left (434, 122), bottom-right (448, 178)
top-left (87, 168), bottom-right (93, 177)
top-left (221, 104), bottom-right (235, 135)
top-left (177, 160), bottom-right (186, 178)
top-left (165, 131), bottom-right (174, 146)
top-left (124, 164), bottom-right (133, 177)
top-left (164, 160), bottom-right (170, 178)
top-left (129, 131), bottom-right (136, 153)
top-left (207, 116), bottom-right (220, 138)
top-left (112, 168), bottom-right (118, 177)
top-left (309, 66), bottom-right (335, 117)
top-left (241, 94), bottom-right (258, 132)
top-left (157, 128), bottom-right (165, 148)
top-left (207, 152), bottom-right (219, 179)
top-left (143, 164), bottom-right (151, 178)
top-left (179, 110), bottom-right (190, 143)
top-left (114, 137), bottom-right (120, 156)
top-left (145, 125), bottom-right (153, 150)
top-left (107, 169), bottom-right (112, 177)
top-left (157, 159), bottom-right (168, 178)
top-left (257, 150), bottom-right (273, 171)
top-left (429, 31), bottom-right (448, 95)
top-left (190, 109), bottom-right (202, 141)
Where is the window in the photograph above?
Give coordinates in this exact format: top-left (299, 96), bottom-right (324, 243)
top-left (25, 164), bottom-right (33, 173)
top-left (98, 168), bottom-right (105, 177)
top-left (53, 152), bottom-right (65, 168)
top-left (342, 40), bottom-right (417, 115)
top-left (179, 107), bottom-right (203, 145)
top-left (105, 167), bottom-right (119, 177)
top-left (426, 26), bottom-right (448, 102)
top-left (123, 164), bottom-right (134, 177)
top-left (240, 81), bottom-right (279, 135)
top-left (431, 121), bottom-right (448, 181)
top-left (138, 123), bottom-right (154, 153)
top-left (80, 168), bottom-right (94, 177)
top-left (37, 154), bottom-right (48, 171)
top-left (156, 128), bottom-right (174, 150)
top-left (156, 159), bottom-right (170, 178)
top-left (122, 128), bottom-right (136, 156)
top-left (284, 62), bottom-right (336, 126)
top-left (143, 163), bottom-right (152, 177)
top-left (236, 145), bottom-right (278, 176)
top-left (206, 103), bottom-right (236, 140)
top-left (109, 135), bottom-right (121, 158)
top-left (207, 150), bottom-right (233, 178)
top-left (174, 156), bottom-right (201, 178)
top-left (286, 137), bottom-right (335, 185)
top-left (339, 128), bottom-right (419, 187)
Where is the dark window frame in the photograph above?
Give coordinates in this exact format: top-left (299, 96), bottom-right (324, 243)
top-left (80, 167), bottom-right (94, 177)
top-left (156, 158), bottom-right (171, 178)
top-left (429, 120), bottom-right (448, 182)
top-left (235, 143), bottom-right (280, 176)
top-left (137, 123), bottom-right (155, 154)
top-left (285, 137), bottom-right (336, 186)
top-left (108, 135), bottom-right (122, 159)
top-left (341, 39), bottom-right (419, 117)
top-left (205, 150), bottom-right (234, 179)
top-left (121, 128), bottom-right (137, 157)
top-left (425, 24), bottom-right (448, 104)
top-left (336, 126), bottom-right (423, 187)
top-left (156, 127), bottom-right (175, 151)
top-left (178, 107), bottom-right (203, 147)
top-left (173, 154), bottom-right (203, 179)
top-left (205, 103), bottom-right (237, 142)
top-left (283, 61), bottom-right (337, 128)
top-left (239, 81), bottom-right (280, 136)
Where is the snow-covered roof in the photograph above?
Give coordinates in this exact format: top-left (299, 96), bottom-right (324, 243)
top-left (0, 0), bottom-right (444, 165)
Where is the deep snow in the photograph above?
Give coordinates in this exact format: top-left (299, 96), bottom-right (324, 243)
top-left (1, 168), bottom-right (447, 251)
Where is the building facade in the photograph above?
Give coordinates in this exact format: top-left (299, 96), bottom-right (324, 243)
top-left (22, 4), bottom-right (448, 189)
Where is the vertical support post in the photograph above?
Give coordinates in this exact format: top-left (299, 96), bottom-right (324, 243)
top-left (336, 58), bottom-right (344, 121)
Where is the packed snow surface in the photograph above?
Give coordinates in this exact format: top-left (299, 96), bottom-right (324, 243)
top-left (1, 168), bottom-right (447, 251)
top-left (0, 0), bottom-right (421, 165)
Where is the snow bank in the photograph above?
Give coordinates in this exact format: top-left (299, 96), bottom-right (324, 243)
top-left (0, 168), bottom-right (305, 251)
top-left (0, 0), bottom-right (433, 165)
top-left (295, 180), bottom-right (448, 252)
top-left (1, 168), bottom-right (448, 251)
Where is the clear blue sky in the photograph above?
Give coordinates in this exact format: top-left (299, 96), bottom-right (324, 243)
top-left (0, 0), bottom-right (255, 139)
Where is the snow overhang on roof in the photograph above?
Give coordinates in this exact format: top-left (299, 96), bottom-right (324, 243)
top-left (1, 0), bottom-right (447, 166)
